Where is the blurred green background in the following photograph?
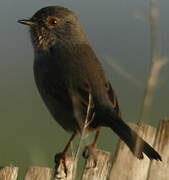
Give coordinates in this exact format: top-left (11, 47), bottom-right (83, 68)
top-left (0, 0), bottom-right (169, 179)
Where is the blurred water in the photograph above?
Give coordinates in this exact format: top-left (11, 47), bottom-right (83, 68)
top-left (0, 0), bottom-right (169, 179)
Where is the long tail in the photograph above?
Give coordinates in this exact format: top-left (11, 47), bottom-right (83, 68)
top-left (102, 108), bottom-right (162, 161)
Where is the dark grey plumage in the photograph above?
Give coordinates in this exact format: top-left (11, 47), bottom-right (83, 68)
top-left (18, 6), bottom-right (161, 161)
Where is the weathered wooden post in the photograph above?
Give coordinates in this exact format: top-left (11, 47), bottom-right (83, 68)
top-left (24, 166), bottom-right (52, 180)
top-left (54, 157), bottom-right (77, 180)
top-left (109, 124), bottom-right (157, 180)
top-left (82, 149), bottom-right (110, 180)
top-left (0, 166), bottom-right (18, 180)
top-left (148, 119), bottom-right (169, 180)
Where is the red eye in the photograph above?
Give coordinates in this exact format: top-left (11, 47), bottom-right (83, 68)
top-left (47, 17), bottom-right (60, 27)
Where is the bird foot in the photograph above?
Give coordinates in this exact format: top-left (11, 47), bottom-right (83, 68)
top-left (54, 153), bottom-right (68, 178)
top-left (83, 145), bottom-right (98, 168)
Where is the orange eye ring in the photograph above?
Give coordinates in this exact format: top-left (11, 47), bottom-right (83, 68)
top-left (47, 17), bottom-right (60, 27)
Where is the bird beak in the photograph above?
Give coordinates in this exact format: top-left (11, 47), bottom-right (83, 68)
top-left (18, 19), bottom-right (36, 26)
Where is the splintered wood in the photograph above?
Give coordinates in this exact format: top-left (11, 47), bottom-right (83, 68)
top-left (82, 148), bottom-right (110, 180)
top-left (109, 124), bottom-right (157, 180)
top-left (148, 119), bottom-right (169, 180)
top-left (54, 157), bottom-right (77, 180)
top-left (24, 166), bottom-right (52, 180)
top-left (0, 167), bottom-right (18, 180)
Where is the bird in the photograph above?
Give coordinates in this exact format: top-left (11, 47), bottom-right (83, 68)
top-left (18, 5), bottom-right (161, 174)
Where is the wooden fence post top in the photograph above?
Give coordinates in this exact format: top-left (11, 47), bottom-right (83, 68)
top-left (0, 166), bottom-right (18, 180)
top-left (148, 119), bottom-right (169, 180)
top-left (54, 157), bottom-right (77, 180)
top-left (109, 123), bottom-right (157, 180)
top-left (82, 148), bottom-right (110, 180)
top-left (24, 166), bottom-right (52, 180)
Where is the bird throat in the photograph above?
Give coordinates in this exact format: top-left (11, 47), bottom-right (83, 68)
top-left (33, 27), bottom-right (56, 51)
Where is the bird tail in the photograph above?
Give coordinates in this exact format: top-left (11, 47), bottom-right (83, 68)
top-left (102, 109), bottom-right (162, 161)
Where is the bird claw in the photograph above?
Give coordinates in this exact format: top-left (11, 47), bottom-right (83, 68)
top-left (83, 145), bottom-right (98, 169)
top-left (83, 146), bottom-right (90, 159)
top-left (54, 152), bottom-right (68, 178)
top-left (61, 156), bottom-right (68, 177)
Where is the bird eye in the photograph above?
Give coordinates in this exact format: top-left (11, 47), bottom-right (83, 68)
top-left (47, 17), bottom-right (60, 27)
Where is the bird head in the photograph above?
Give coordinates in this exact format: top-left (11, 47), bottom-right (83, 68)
top-left (18, 6), bottom-right (89, 51)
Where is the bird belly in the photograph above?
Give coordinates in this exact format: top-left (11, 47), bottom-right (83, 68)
top-left (33, 61), bottom-right (80, 132)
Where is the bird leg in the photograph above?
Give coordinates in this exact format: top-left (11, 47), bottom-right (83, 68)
top-left (92, 127), bottom-right (101, 148)
top-left (55, 131), bottom-right (77, 177)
